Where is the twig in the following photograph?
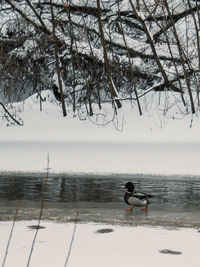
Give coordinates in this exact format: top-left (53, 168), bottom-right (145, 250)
top-left (0, 102), bottom-right (23, 126)
top-left (26, 154), bottom-right (50, 267)
top-left (64, 211), bottom-right (79, 267)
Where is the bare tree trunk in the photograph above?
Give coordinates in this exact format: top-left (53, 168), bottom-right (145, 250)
top-left (96, 0), bottom-right (122, 109)
top-left (64, 2), bottom-right (76, 114)
top-left (117, 3), bottom-right (142, 115)
top-left (50, 0), bottom-right (67, 117)
top-left (136, 0), bottom-right (140, 11)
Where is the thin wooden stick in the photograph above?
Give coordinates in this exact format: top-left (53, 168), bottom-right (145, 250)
top-left (26, 154), bottom-right (50, 267)
top-left (1, 197), bottom-right (22, 267)
top-left (64, 211), bottom-right (79, 267)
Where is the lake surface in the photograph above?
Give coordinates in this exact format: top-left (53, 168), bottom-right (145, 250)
top-left (0, 172), bottom-right (200, 227)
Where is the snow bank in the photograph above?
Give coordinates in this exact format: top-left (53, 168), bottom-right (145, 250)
top-left (1, 90), bottom-right (200, 143)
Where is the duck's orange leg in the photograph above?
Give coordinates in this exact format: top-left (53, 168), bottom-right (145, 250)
top-left (126, 205), bottom-right (135, 212)
top-left (141, 205), bottom-right (148, 211)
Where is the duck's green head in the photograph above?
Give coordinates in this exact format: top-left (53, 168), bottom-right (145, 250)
top-left (124, 182), bottom-right (134, 193)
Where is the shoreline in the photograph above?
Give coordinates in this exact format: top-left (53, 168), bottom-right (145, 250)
top-left (0, 170), bottom-right (200, 180)
top-left (1, 210), bottom-right (200, 230)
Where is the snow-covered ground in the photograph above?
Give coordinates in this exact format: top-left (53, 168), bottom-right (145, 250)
top-left (1, 220), bottom-right (200, 267)
top-left (1, 90), bottom-right (200, 144)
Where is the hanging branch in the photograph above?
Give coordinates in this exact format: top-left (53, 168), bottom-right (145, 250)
top-left (4, 0), bottom-right (49, 33)
top-left (129, 0), bottom-right (181, 94)
top-left (187, 0), bottom-right (200, 70)
top-left (164, 0), bottom-right (195, 114)
top-left (0, 102), bottom-right (23, 126)
top-left (152, 3), bottom-right (200, 43)
top-left (24, 0), bottom-right (47, 31)
top-left (142, 0), bottom-right (186, 106)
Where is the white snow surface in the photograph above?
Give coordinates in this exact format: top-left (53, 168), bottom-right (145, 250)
top-left (0, 220), bottom-right (200, 267)
top-left (0, 90), bottom-right (200, 175)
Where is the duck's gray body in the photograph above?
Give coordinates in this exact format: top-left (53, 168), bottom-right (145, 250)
top-left (124, 191), bottom-right (150, 207)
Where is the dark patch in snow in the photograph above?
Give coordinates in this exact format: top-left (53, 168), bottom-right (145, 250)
top-left (159, 249), bottom-right (182, 255)
top-left (27, 225), bottom-right (46, 230)
top-left (96, 228), bottom-right (114, 234)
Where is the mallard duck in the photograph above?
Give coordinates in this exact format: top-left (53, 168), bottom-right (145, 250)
top-left (123, 182), bottom-right (153, 212)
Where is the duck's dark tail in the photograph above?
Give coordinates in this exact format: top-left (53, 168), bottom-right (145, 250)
top-left (146, 194), bottom-right (154, 198)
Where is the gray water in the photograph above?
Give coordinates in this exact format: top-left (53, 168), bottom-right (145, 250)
top-left (0, 172), bottom-right (200, 227)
